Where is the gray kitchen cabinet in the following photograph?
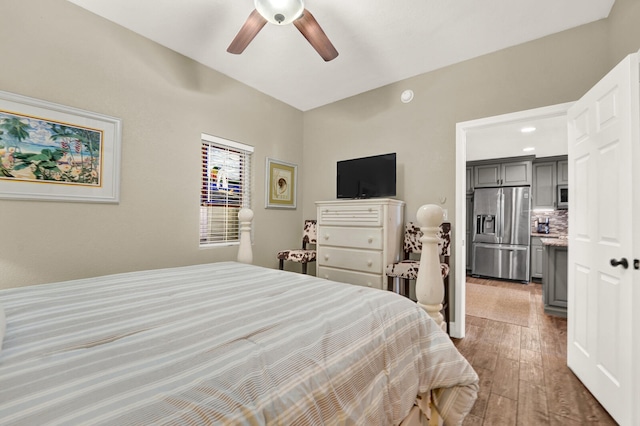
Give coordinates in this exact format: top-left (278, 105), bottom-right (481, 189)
top-left (543, 244), bottom-right (567, 317)
top-left (473, 160), bottom-right (532, 188)
top-left (530, 237), bottom-right (543, 280)
top-left (466, 194), bottom-right (473, 271)
top-left (532, 162), bottom-right (557, 209)
top-left (531, 156), bottom-right (569, 210)
top-left (557, 159), bottom-right (569, 185)
top-left (473, 163), bottom-right (500, 187)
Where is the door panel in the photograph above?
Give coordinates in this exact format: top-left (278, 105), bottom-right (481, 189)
top-left (598, 142), bottom-right (621, 243)
top-left (598, 273), bottom-right (620, 380)
top-left (573, 264), bottom-right (589, 353)
top-left (567, 52), bottom-right (637, 426)
top-left (574, 154), bottom-right (590, 240)
top-left (473, 188), bottom-right (500, 244)
top-left (472, 243), bottom-right (529, 281)
top-left (512, 187), bottom-right (530, 245)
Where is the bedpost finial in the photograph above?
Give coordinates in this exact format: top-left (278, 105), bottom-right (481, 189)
top-left (238, 208), bottom-right (254, 223)
top-left (416, 204), bottom-right (443, 229)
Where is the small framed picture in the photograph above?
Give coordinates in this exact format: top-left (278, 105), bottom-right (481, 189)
top-left (265, 157), bottom-right (297, 209)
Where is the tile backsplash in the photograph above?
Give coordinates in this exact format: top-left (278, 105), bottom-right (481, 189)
top-left (531, 210), bottom-right (568, 235)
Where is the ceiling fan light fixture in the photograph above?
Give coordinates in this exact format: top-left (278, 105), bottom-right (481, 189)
top-left (255, 0), bottom-right (304, 25)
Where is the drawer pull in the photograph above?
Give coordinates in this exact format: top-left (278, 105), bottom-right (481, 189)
top-left (325, 255), bottom-right (330, 261)
top-left (324, 234), bottom-right (330, 240)
top-left (367, 260), bottom-right (373, 267)
top-left (368, 237), bottom-right (373, 243)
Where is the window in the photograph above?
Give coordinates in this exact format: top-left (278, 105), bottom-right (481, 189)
top-left (200, 134), bottom-right (253, 246)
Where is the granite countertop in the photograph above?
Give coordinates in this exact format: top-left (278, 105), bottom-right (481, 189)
top-left (531, 232), bottom-right (566, 238)
top-left (540, 236), bottom-right (568, 247)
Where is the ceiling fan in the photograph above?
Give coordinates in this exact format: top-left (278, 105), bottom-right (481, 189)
top-left (227, 0), bottom-right (339, 62)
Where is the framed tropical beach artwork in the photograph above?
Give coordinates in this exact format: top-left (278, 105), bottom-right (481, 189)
top-left (0, 90), bottom-right (122, 203)
top-left (265, 158), bottom-right (297, 209)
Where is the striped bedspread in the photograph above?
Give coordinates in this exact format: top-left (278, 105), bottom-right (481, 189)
top-left (0, 262), bottom-right (478, 425)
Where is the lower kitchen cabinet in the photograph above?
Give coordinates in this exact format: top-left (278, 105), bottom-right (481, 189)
top-left (531, 237), bottom-right (543, 280)
top-left (466, 194), bottom-right (473, 271)
top-left (543, 244), bottom-right (567, 317)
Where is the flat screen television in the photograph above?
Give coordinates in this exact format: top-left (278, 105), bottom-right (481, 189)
top-left (337, 153), bottom-right (396, 199)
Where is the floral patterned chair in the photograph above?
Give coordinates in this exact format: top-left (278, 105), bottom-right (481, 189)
top-left (386, 222), bottom-right (451, 323)
top-left (277, 220), bottom-right (317, 274)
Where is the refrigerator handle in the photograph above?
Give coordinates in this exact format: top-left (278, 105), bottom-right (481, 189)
top-left (496, 191), bottom-right (503, 241)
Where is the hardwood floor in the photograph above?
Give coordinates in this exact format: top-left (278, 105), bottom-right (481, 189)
top-left (453, 277), bottom-right (617, 425)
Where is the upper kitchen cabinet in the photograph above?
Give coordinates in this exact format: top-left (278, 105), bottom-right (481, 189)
top-left (532, 161), bottom-right (557, 209)
top-left (466, 166), bottom-right (474, 193)
top-left (531, 156), bottom-right (568, 209)
top-left (557, 159), bottom-right (569, 185)
top-left (473, 159), bottom-right (532, 188)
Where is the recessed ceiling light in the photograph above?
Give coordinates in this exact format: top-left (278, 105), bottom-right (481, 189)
top-left (521, 126), bottom-right (536, 133)
top-left (523, 147), bottom-right (536, 152)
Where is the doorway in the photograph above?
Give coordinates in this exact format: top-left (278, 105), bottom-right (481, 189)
top-left (452, 102), bottom-right (573, 338)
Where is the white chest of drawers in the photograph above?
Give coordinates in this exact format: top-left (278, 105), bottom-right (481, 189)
top-left (315, 198), bottom-right (405, 289)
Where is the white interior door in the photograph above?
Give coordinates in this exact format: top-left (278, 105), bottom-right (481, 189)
top-left (567, 52), bottom-right (638, 425)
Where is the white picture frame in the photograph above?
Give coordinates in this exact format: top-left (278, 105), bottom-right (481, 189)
top-left (0, 90), bottom-right (122, 203)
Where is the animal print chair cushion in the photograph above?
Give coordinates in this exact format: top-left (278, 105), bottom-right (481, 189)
top-left (440, 263), bottom-right (450, 278)
top-left (385, 260), bottom-right (420, 279)
top-left (386, 222), bottom-right (451, 280)
top-left (404, 223), bottom-right (423, 254)
top-left (277, 249), bottom-right (317, 264)
top-left (385, 260), bottom-right (449, 279)
top-left (276, 220), bottom-right (317, 268)
top-left (403, 222), bottom-right (451, 256)
top-left (302, 220), bottom-right (317, 245)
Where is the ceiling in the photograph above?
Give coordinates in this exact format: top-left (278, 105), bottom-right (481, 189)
top-left (466, 113), bottom-right (569, 162)
top-left (65, 0), bottom-right (615, 111)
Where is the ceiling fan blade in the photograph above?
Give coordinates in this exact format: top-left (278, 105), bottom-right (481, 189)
top-left (227, 9), bottom-right (267, 54)
top-left (293, 9), bottom-right (339, 62)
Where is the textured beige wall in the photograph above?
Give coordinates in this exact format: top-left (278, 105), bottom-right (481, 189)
top-left (301, 18), bottom-right (614, 220)
top-left (2, 0), bottom-right (639, 291)
top-left (0, 0), bottom-right (304, 288)
top-left (301, 0), bottom-right (640, 309)
top-left (608, 0), bottom-right (640, 63)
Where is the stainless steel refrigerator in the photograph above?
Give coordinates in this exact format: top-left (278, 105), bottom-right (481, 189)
top-left (472, 186), bottom-right (531, 282)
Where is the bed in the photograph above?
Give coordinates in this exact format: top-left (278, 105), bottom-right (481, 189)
top-left (0, 210), bottom-right (478, 425)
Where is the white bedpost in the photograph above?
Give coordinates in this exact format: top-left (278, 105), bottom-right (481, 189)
top-left (237, 208), bottom-right (254, 264)
top-left (415, 204), bottom-right (446, 331)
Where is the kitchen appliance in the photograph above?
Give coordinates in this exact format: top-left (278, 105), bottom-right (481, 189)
top-left (557, 184), bottom-right (568, 209)
top-left (535, 216), bottom-right (550, 234)
top-left (472, 186), bottom-right (531, 282)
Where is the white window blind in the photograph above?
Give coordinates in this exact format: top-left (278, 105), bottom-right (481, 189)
top-left (200, 134), bottom-right (253, 247)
